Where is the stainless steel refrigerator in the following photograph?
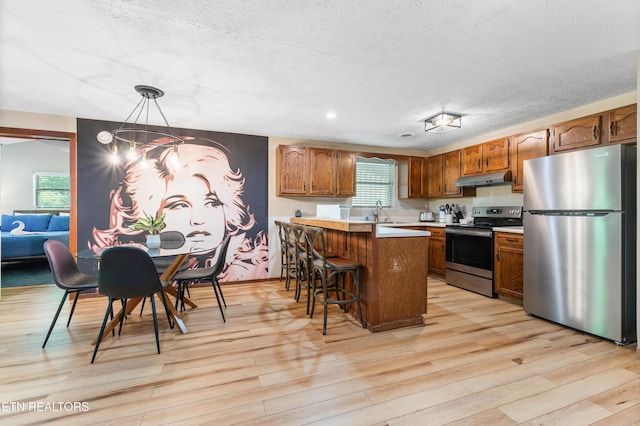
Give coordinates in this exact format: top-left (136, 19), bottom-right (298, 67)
top-left (523, 144), bottom-right (636, 345)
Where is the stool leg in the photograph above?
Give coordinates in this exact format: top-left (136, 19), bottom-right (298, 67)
top-left (353, 268), bottom-right (366, 328)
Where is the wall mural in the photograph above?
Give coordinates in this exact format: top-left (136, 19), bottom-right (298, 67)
top-left (76, 118), bottom-right (268, 282)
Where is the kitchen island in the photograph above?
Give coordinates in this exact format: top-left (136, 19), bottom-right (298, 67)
top-left (290, 218), bottom-right (430, 332)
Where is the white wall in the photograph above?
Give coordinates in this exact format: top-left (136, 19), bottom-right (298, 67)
top-left (0, 140), bottom-right (70, 214)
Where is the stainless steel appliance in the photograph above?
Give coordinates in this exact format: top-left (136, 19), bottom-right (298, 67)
top-left (419, 211), bottom-right (434, 222)
top-left (445, 205), bottom-right (523, 297)
top-left (523, 144), bottom-right (636, 345)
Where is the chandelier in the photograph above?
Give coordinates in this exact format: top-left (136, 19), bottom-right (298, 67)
top-left (97, 85), bottom-right (183, 167)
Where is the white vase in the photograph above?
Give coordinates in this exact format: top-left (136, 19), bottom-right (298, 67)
top-left (146, 234), bottom-right (161, 249)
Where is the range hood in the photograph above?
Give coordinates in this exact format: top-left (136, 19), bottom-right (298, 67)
top-left (455, 170), bottom-right (512, 187)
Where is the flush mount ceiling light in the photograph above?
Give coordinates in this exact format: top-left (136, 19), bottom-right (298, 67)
top-left (424, 112), bottom-right (462, 134)
top-left (97, 85), bottom-right (183, 166)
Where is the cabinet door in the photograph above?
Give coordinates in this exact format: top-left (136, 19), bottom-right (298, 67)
top-left (427, 155), bottom-right (443, 198)
top-left (484, 138), bottom-right (510, 172)
top-left (427, 227), bottom-right (445, 278)
top-left (442, 150), bottom-right (461, 196)
top-left (336, 151), bottom-right (356, 196)
top-left (461, 145), bottom-right (483, 176)
top-left (551, 115), bottom-right (601, 153)
top-left (308, 148), bottom-right (336, 196)
top-left (276, 145), bottom-right (308, 195)
top-left (511, 130), bottom-right (548, 192)
top-left (606, 104), bottom-right (637, 144)
top-left (408, 157), bottom-right (427, 198)
top-left (494, 233), bottom-right (524, 300)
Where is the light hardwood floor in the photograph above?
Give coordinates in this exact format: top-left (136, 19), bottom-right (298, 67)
top-left (0, 278), bottom-right (639, 425)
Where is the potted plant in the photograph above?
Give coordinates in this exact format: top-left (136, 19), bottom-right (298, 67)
top-left (294, 209), bottom-right (302, 217)
top-left (129, 212), bottom-right (166, 248)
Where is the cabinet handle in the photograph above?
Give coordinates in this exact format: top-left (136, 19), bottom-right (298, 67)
top-left (444, 184), bottom-right (447, 192)
top-left (496, 251), bottom-right (500, 261)
top-left (506, 238), bottom-right (519, 243)
top-left (485, 158), bottom-right (489, 168)
top-left (303, 181), bottom-right (306, 191)
top-left (593, 126), bottom-right (598, 140)
top-left (477, 159), bottom-right (481, 169)
top-left (610, 122), bottom-right (615, 136)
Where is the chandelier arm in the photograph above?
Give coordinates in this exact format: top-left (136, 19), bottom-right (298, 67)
top-left (153, 98), bottom-right (179, 138)
top-left (117, 96), bottom-right (146, 131)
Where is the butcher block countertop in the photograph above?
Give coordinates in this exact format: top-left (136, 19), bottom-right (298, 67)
top-left (289, 217), bottom-right (373, 232)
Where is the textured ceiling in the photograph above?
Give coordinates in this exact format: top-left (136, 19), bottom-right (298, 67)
top-left (1, 0), bottom-right (639, 150)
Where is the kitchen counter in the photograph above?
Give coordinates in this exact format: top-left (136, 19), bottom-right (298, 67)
top-left (289, 216), bottom-right (429, 332)
top-left (493, 226), bottom-right (524, 234)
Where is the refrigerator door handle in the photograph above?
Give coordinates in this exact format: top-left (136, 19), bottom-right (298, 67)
top-left (526, 210), bottom-right (618, 217)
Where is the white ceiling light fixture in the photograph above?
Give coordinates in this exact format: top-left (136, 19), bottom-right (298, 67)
top-left (424, 112), bottom-right (462, 134)
top-left (97, 85), bottom-right (184, 166)
top-left (326, 111), bottom-right (337, 119)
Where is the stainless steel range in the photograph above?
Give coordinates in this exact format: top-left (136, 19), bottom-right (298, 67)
top-left (445, 206), bottom-right (523, 297)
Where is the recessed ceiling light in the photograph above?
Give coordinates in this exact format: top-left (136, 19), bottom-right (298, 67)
top-left (399, 132), bottom-right (414, 138)
top-left (326, 111), bottom-right (337, 119)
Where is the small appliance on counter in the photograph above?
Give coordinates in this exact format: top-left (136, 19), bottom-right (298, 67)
top-left (316, 204), bottom-right (350, 220)
top-left (419, 211), bottom-right (435, 222)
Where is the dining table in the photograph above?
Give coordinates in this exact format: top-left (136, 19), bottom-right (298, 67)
top-left (77, 243), bottom-right (210, 343)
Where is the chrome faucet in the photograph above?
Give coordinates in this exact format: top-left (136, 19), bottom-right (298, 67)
top-left (374, 200), bottom-right (383, 222)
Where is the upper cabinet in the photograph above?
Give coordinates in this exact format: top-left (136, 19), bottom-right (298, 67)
top-left (426, 155), bottom-right (443, 198)
top-left (461, 138), bottom-right (510, 176)
top-left (442, 150), bottom-right (476, 198)
top-left (276, 145), bottom-right (356, 197)
top-left (606, 104), bottom-right (637, 145)
top-left (308, 148), bottom-right (336, 196)
top-left (276, 145), bottom-right (308, 196)
top-left (511, 129), bottom-right (549, 192)
top-left (408, 156), bottom-right (428, 198)
top-left (336, 151), bottom-right (356, 196)
top-left (550, 114), bottom-right (601, 153)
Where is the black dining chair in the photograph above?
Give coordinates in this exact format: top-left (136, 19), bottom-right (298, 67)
top-left (42, 240), bottom-right (99, 348)
top-left (172, 235), bottom-right (231, 321)
top-left (91, 246), bottom-right (173, 363)
top-left (140, 230), bottom-right (187, 315)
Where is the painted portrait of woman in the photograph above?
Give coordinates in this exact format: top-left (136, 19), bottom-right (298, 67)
top-left (88, 138), bottom-right (268, 281)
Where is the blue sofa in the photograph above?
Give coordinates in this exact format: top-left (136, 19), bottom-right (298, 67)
top-left (1, 213), bottom-right (70, 261)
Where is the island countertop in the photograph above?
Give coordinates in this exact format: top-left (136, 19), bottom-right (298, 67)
top-left (287, 216), bottom-right (429, 332)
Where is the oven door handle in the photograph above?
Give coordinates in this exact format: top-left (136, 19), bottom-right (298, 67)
top-left (445, 227), bottom-right (493, 238)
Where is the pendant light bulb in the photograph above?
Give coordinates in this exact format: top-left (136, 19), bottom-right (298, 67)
top-left (127, 140), bottom-right (138, 161)
top-left (111, 143), bottom-right (120, 165)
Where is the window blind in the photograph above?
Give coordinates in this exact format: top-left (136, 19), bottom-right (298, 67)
top-left (352, 157), bottom-right (395, 208)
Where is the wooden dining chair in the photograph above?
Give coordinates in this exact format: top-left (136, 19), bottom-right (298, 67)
top-left (91, 246), bottom-right (173, 363)
top-left (172, 235), bottom-right (231, 321)
top-left (42, 240), bottom-right (99, 348)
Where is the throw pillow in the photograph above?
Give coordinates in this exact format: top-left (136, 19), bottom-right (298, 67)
top-left (47, 215), bottom-right (70, 231)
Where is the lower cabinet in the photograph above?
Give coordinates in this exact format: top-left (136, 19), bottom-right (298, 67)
top-left (494, 232), bottom-right (523, 301)
top-left (427, 226), bottom-right (445, 278)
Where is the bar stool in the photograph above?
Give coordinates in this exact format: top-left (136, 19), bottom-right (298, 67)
top-left (304, 225), bottom-right (366, 335)
top-left (275, 220), bottom-right (298, 291)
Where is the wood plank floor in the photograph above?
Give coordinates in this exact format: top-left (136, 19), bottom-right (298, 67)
top-left (0, 278), bottom-right (639, 425)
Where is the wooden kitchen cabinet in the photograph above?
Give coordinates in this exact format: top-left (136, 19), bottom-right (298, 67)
top-left (551, 114), bottom-right (601, 153)
top-left (308, 148), bottom-right (336, 195)
top-left (276, 145), bottom-right (308, 195)
top-left (426, 154), bottom-right (443, 198)
top-left (276, 145), bottom-right (356, 197)
top-left (605, 104), bottom-right (637, 144)
top-left (427, 226), bottom-right (445, 278)
top-left (461, 138), bottom-right (510, 176)
top-left (511, 129), bottom-right (549, 192)
top-left (402, 156), bottom-right (428, 199)
top-left (442, 150), bottom-right (476, 198)
top-left (494, 232), bottom-right (523, 301)
top-left (336, 151), bottom-right (356, 196)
